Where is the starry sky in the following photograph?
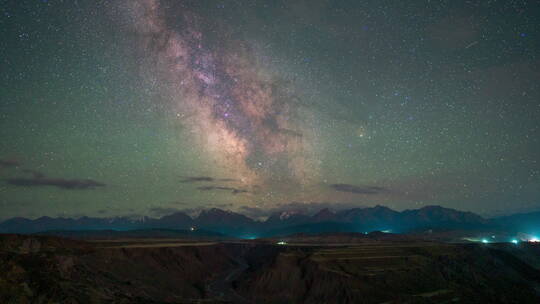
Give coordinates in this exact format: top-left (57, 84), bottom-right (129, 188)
top-left (1, 0), bottom-right (539, 220)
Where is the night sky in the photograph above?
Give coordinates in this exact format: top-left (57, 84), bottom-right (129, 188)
top-left (1, 0), bottom-right (539, 220)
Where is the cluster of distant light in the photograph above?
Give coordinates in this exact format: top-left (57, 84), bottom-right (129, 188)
top-left (479, 236), bottom-right (539, 244)
top-left (507, 237), bottom-right (540, 244)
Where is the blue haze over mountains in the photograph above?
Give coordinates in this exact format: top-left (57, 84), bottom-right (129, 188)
top-left (1, 206), bottom-right (538, 238)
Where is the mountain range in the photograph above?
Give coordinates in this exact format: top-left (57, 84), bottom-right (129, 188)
top-left (0, 205), bottom-right (538, 237)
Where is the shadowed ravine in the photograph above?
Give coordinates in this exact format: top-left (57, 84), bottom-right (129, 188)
top-left (1, 235), bottom-right (540, 303)
top-left (206, 254), bottom-right (250, 303)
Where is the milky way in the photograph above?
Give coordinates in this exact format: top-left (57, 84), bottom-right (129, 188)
top-left (123, 0), bottom-right (318, 193)
top-left (1, 0), bottom-right (539, 219)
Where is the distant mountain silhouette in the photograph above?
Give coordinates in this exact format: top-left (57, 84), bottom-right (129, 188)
top-left (1, 205), bottom-right (536, 237)
top-left (195, 208), bottom-right (258, 236)
top-left (335, 205), bottom-right (400, 230)
top-left (493, 211), bottom-right (540, 234)
top-left (311, 208), bottom-right (337, 222)
top-left (400, 205), bottom-right (489, 230)
top-left (265, 210), bottom-right (311, 228)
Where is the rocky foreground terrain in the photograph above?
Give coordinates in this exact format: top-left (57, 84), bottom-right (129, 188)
top-left (1, 234), bottom-right (540, 303)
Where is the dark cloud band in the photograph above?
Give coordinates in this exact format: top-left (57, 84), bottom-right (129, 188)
top-left (6, 171), bottom-right (105, 190)
top-left (197, 185), bottom-right (248, 194)
top-left (330, 183), bottom-right (386, 195)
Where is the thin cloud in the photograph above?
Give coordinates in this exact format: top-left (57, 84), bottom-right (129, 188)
top-left (330, 183), bottom-right (387, 195)
top-left (278, 128), bottom-right (303, 138)
top-left (197, 185), bottom-right (248, 195)
top-left (180, 176), bottom-right (237, 183)
top-left (6, 171), bottom-right (105, 190)
top-left (181, 176), bottom-right (214, 183)
top-left (22, 169), bottom-right (45, 179)
top-left (0, 159), bottom-right (20, 168)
